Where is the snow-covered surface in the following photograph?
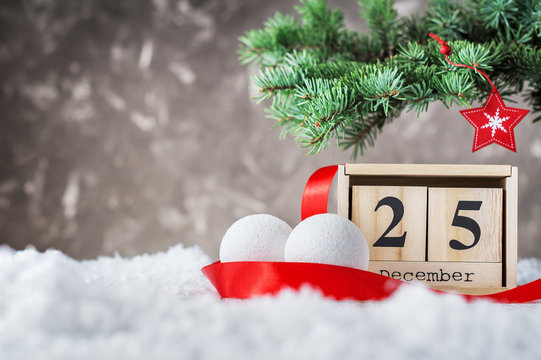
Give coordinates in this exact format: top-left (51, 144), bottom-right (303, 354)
top-left (2, 245), bottom-right (541, 360)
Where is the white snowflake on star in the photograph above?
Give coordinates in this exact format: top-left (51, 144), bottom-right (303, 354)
top-left (481, 108), bottom-right (510, 138)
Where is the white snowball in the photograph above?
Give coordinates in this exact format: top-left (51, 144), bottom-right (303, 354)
top-left (284, 213), bottom-right (369, 270)
top-left (219, 214), bottom-right (292, 262)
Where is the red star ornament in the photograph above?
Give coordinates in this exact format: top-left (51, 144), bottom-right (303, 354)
top-left (460, 90), bottom-right (529, 152)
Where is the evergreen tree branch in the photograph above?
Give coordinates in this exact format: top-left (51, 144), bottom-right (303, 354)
top-left (239, 0), bottom-right (541, 157)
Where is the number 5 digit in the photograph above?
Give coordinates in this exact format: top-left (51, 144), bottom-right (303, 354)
top-left (449, 200), bottom-right (482, 250)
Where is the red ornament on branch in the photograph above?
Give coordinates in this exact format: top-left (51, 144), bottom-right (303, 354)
top-left (460, 90), bottom-right (529, 152)
top-left (429, 33), bottom-right (529, 153)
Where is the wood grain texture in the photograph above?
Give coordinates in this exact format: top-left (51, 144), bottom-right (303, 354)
top-left (428, 187), bottom-right (502, 263)
top-left (504, 167), bottom-right (518, 288)
top-left (351, 186), bottom-right (427, 261)
top-left (337, 165), bottom-right (349, 219)
top-left (368, 260), bottom-right (503, 290)
top-left (345, 164), bottom-right (511, 177)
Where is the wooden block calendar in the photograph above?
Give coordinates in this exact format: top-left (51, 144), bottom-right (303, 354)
top-left (338, 164), bottom-right (517, 295)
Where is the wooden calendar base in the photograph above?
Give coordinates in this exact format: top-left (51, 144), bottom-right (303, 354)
top-left (337, 164), bottom-right (518, 295)
top-left (368, 261), bottom-right (504, 294)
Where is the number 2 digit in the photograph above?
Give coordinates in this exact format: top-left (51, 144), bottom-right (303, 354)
top-left (449, 200), bottom-right (482, 250)
top-left (372, 196), bottom-right (407, 248)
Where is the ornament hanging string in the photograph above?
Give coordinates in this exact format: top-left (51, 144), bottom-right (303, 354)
top-left (429, 33), bottom-right (496, 92)
top-left (429, 33), bottom-right (528, 152)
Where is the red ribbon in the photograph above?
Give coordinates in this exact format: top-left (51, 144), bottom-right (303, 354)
top-left (202, 261), bottom-right (401, 301)
top-left (202, 165), bottom-right (541, 303)
top-left (301, 165), bottom-right (339, 220)
top-left (202, 260), bottom-right (541, 303)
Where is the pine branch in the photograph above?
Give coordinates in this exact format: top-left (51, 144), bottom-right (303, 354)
top-left (239, 0), bottom-right (541, 157)
top-left (340, 113), bottom-right (387, 158)
top-left (358, 0), bottom-right (399, 57)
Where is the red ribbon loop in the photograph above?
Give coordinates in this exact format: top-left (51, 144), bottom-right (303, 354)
top-left (301, 165), bottom-right (339, 220)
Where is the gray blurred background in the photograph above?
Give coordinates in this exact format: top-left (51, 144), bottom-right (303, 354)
top-left (1, 0), bottom-right (541, 260)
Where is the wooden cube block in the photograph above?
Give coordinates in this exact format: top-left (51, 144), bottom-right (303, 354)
top-left (338, 164), bottom-right (518, 294)
top-left (428, 187), bottom-right (502, 263)
top-left (351, 186), bottom-right (427, 261)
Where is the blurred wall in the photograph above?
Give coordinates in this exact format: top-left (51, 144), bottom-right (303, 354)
top-left (1, 0), bottom-right (541, 260)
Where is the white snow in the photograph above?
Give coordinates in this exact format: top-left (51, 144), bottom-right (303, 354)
top-left (1, 244), bottom-right (541, 360)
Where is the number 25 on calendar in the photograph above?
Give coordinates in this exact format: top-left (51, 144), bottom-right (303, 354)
top-left (352, 186), bottom-right (502, 263)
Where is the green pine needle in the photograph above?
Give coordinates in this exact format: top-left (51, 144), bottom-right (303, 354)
top-left (239, 0), bottom-right (541, 157)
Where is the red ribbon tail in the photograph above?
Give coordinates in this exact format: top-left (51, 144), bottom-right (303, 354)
top-left (469, 279), bottom-right (541, 304)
